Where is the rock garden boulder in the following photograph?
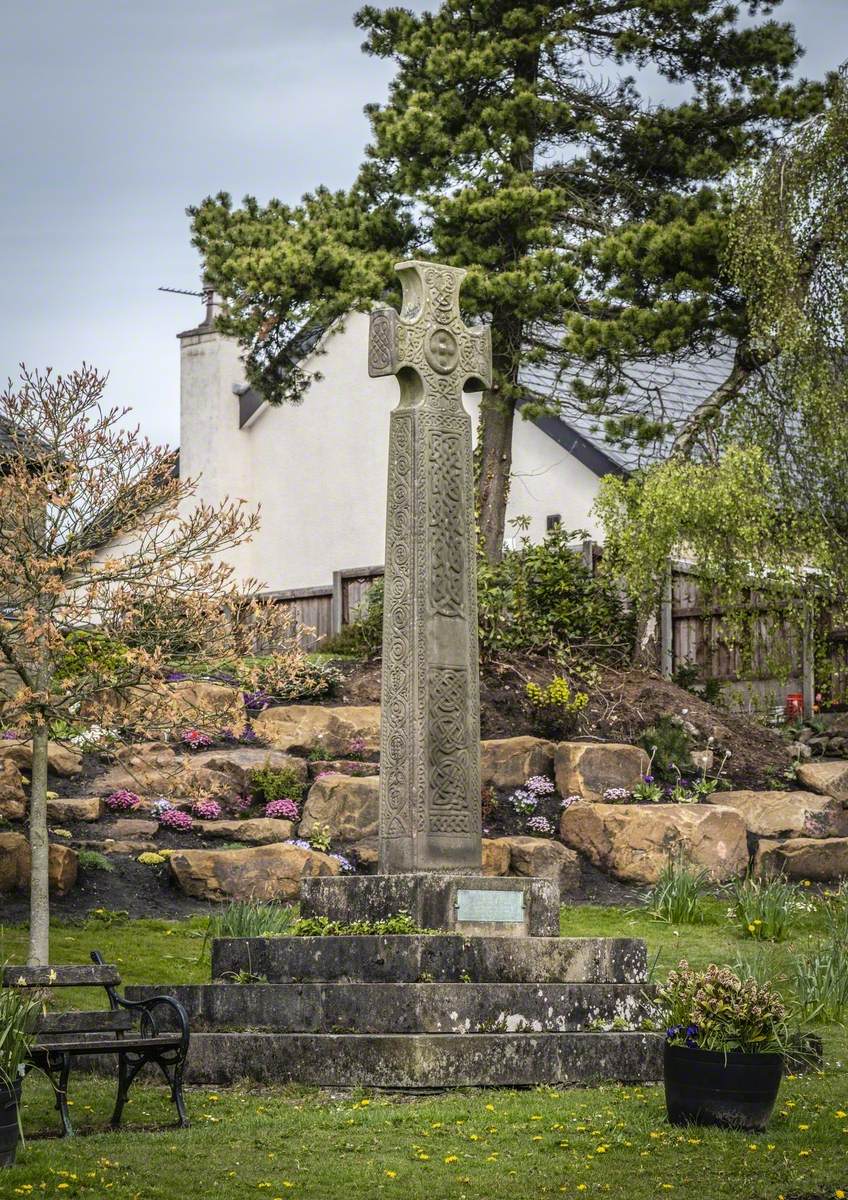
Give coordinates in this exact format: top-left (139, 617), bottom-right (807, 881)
top-left (168, 842), bottom-right (340, 902)
top-left (559, 802), bottom-right (748, 885)
top-left (254, 705), bottom-right (381, 757)
top-left (480, 737), bottom-right (555, 790)
top-left (795, 760), bottom-right (848, 802)
top-left (191, 748), bottom-right (308, 791)
top-left (705, 790), bottom-right (848, 838)
top-left (0, 757), bottom-right (26, 820)
top-left (554, 742), bottom-right (649, 802)
top-left (754, 836), bottom-right (848, 881)
top-left (307, 759), bottom-right (379, 780)
top-left (94, 742), bottom-right (234, 801)
top-left (499, 835), bottom-right (580, 891)
top-left (45, 796), bottom-right (103, 823)
top-left (0, 832), bottom-right (78, 895)
top-left (299, 774), bottom-right (379, 845)
top-left (481, 837), bottom-right (511, 877)
top-left (166, 680), bottom-right (244, 728)
top-left (0, 739), bottom-right (82, 777)
top-left (195, 817), bottom-right (295, 845)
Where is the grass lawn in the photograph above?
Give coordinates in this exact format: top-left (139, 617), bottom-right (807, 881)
top-left (1, 901), bottom-right (846, 1198)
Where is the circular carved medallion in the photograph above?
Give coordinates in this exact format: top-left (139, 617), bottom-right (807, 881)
top-left (424, 328), bottom-right (459, 375)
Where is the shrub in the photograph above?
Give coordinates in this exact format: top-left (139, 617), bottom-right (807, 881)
top-left (192, 798), bottom-right (223, 820)
top-left (158, 807), bottom-right (193, 831)
top-left (321, 579), bottom-right (385, 658)
top-left (77, 849), bottom-right (115, 873)
top-left (137, 851), bottom-right (167, 866)
top-left (728, 875), bottom-right (805, 942)
top-left (104, 789), bottom-right (141, 813)
top-left (645, 851), bottom-right (711, 924)
top-left (291, 912), bottom-right (425, 937)
top-left (264, 798), bottom-right (299, 821)
top-left (656, 961), bottom-right (789, 1053)
top-left (637, 716), bottom-right (695, 784)
top-left (248, 651), bottom-right (341, 703)
top-left (525, 675), bottom-right (589, 739)
top-left (248, 764), bottom-right (305, 805)
top-left (477, 523), bottom-right (633, 658)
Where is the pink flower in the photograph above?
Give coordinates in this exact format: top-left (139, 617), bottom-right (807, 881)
top-left (158, 807), bottom-right (193, 831)
top-left (264, 798), bottom-right (299, 821)
top-left (192, 798), bottom-right (223, 821)
top-left (105, 789), bottom-right (141, 812)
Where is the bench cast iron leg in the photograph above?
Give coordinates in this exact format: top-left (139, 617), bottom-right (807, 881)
top-left (110, 1054), bottom-right (131, 1129)
top-left (157, 1059), bottom-right (190, 1128)
top-left (55, 1055), bottom-right (74, 1138)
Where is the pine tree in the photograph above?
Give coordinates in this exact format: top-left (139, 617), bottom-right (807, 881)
top-left (191, 0), bottom-right (824, 561)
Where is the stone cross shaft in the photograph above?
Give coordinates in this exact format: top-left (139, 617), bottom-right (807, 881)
top-left (369, 260), bottom-right (492, 874)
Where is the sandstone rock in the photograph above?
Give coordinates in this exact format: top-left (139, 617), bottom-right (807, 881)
top-left (299, 774), bottom-right (379, 845)
top-left (500, 835), bottom-right (580, 891)
top-left (168, 842), bottom-right (340, 902)
top-left (796, 760), bottom-right (848, 802)
top-left (754, 837), bottom-right (848, 881)
top-left (352, 840), bottom-right (378, 869)
top-left (480, 737), bottom-right (555, 790)
top-left (559, 802), bottom-right (748, 885)
top-left (46, 796), bottom-right (103, 823)
top-left (192, 748), bottom-right (308, 791)
top-left (481, 837), bottom-right (510, 877)
top-left (1, 834), bottom-right (79, 896)
top-left (94, 743), bottom-right (234, 801)
top-left (107, 818), bottom-right (160, 838)
top-left (100, 839), bottom-right (158, 854)
top-left (307, 759), bottom-right (379, 781)
top-left (705, 790), bottom-right (847, 838)
top-left (0, 757), bottom-right (26, 820)
top-left (0, 740), bottom-right (82, 777)
top-left (195, 817), bottom-right (295, 844)
top-left (254, 705), bottom-right (381, 757)
top-left (166, 680), bottom-right (244, 728)
top-left (554, 742), bottom-right (649, 802)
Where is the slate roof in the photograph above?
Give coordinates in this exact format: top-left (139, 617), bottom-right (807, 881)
top-left (519, 345), bottom-right (737, 474)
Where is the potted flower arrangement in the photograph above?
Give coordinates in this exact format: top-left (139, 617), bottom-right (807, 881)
top-left (0, 986), bottom-right (40, 1167)
top-left (657, 961), bottom-right (788, 1131)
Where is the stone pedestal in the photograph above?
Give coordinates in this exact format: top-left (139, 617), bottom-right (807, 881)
top-left (300, 873), bottom-right (559, 937)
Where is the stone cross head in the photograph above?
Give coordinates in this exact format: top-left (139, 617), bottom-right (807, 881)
top-left (368, 261), bottom-right (492, 402)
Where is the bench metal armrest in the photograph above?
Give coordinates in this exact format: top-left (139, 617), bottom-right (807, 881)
top-left (115, 995), bottom-right (191, 1056)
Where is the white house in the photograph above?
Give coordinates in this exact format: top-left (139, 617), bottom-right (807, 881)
top-left (173, 296), bottom-right (632, 597)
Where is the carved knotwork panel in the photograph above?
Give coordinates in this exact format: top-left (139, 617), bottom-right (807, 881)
top-left (427, 666), bottom-right (471, 834)
top-left (428, 428), bottom-right (466, 619)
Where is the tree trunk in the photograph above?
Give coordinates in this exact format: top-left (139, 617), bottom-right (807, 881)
top-left (27, 723), bottom-right (50, 966)
top-left (477, 388), bottom-right (516, 563)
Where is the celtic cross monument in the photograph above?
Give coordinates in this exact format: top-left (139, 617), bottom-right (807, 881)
top-left (368, 260), bottom-right (491, 874)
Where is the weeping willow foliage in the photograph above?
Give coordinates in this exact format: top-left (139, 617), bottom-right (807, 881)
top-left (597, 72), bottom-right (848, 631)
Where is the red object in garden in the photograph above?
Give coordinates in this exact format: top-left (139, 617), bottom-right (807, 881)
top-left (785, 693), bottom-right (804, 719)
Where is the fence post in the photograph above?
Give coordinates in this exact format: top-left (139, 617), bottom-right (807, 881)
top-left (331, 571), bottom-right (344, 636)
top-left (660, 564), bottom-right (673, 680)
top-left (802, 602), bottom-right (815, 720)
top-left (581, 539), bottom-right (595, 573)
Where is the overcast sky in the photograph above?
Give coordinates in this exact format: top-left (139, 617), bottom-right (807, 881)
top-left (0, 0), bottom-right (842, 447)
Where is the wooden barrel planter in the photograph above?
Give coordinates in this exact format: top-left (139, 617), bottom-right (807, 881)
top-left (664, 1043), bottom-right (783, 1131)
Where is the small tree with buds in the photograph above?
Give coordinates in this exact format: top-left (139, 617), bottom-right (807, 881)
top-left (0, 365), bottom-right (279, 964)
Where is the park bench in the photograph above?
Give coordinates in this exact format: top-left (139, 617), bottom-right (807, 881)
top-left (1, 950), bottom-right (190, 1136)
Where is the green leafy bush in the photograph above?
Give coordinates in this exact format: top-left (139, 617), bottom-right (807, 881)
top-left (477, 524), bottom-right (632, 658)
top-left (638, 716), bottom-right (695, 784)
top-left (248, 764), bottom-right (305, 805)
top-left (290, 912), bottom-right (428, 937)
top-left (525, 675), bottom-right (589, 739)
top-left (321, 580), bottom-right (385, 658)
top-left (77, 850), bottom-right (114, 873)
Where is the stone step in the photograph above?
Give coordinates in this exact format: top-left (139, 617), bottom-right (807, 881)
top-left (176, 1030), bottom-right (664, 1088)
top-left (126, 981), bottom-right (651, 1034)
top-left (211, 935), bottom-right (647, 985)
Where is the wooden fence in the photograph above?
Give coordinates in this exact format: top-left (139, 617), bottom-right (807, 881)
top-left (264, 549), bottom-right (825, 716)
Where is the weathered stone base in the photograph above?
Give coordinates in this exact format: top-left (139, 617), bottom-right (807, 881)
top-left (127, 981), bottom-right (651, 1034)
top-left (299, 873), bottom-right (559, 936)
top-left (211, 935), bottom-right (648, 984)
top-left (177, 1030), bottom-right (664, 1088)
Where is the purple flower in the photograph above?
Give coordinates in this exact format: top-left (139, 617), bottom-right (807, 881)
top-left (1, 729), bottom-right (20, 740)
top-left (152, 798), bottom-right (172, 816)
top-left (286, 838), bottom-right (312, 850)
top-left (526, 814), bottom-right (554, 837)
top-left (561, 794), bottom-right (581, 809)
top-left (331, 852), bottom-right (354, 873)
top-left (158, 807), bottom-right (193, 831)
top-left (264, 798), bottom-right (299, 821)
top-left (243, 689), bottom-right (272, 714)
top-left (643, 774), bottom-right (654, 783)
top-left (105, 789), bottom-right (141, 812)
top-left (228, 793), bottom-right (253, 816)
top-left (603, 787), bottom-right (632, 804)
top-left (525, 775), bottom-right (555, 796)
top-left (193, 798), bottom-right (223, 821)
top-left (165, 671), bottom-right (188, 682)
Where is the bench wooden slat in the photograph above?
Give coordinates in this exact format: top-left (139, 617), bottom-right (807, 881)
top-left (33, 1034), bottom-right (182, 1054)
top-left (2, 964), bottom-right (121, 988)
top-left (36, 1010), bottom-right (133, 1035)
